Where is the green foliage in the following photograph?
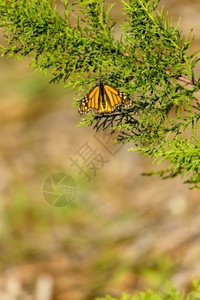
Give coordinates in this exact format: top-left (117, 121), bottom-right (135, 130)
top-left (95, 280), bottom-right (200, 300)
top-left (1, 0), bottom-right (200, 187)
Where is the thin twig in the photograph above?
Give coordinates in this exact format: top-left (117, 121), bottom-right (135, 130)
top-left (175, 75), bottom-right (195, 85)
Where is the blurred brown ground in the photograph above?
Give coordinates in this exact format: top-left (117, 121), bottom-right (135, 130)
top-left (0, 1), bottom-right (200, 299)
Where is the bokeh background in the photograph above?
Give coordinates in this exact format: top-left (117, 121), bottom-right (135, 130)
top-left (0, 0), bottom-right (200, 299)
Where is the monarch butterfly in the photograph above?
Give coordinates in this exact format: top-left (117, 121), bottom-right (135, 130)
top-left (78, 82), bottom-right (132, 115)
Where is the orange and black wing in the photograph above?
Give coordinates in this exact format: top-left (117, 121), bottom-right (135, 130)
top-left (79, 83), bottom-right (131, 115)
top-left (101, 84), bottom-right (131, 113)
top-left (78, 85), bottom-right (100, 115)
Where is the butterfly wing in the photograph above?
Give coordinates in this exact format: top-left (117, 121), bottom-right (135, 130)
top-left (78, 86), bottom-right (100, 115)
top-left (98, 84), bottom-right (131, 113)
top-left (79, 83), bottom-right (131, 115)
top-left (102, 85), bottom-right (131, 112)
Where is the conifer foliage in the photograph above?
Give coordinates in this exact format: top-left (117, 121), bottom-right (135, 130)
top-left (1, 0), bottom-right (200, 187)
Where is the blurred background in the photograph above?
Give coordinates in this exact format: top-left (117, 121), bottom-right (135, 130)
top-left (0, 0), bottom-right (200, 299)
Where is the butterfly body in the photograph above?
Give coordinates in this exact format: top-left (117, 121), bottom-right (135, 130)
top-left (79, 82), bottom-right (131, 115)
top-left (99, 82), bottom-right (106, 108)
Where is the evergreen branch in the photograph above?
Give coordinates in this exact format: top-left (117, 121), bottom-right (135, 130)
top-left (1, 0), bottom-right (200, 188)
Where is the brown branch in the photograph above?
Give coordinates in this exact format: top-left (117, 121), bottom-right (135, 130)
top-left (175, 75), bottom-right (195, 85)
top-left (123, 52), bottom-right (196, 86)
